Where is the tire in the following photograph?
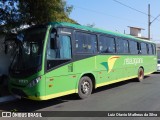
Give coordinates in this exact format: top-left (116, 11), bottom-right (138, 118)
top-left (78, 76), bottom-right (93, 99)
top-left (137, 68), bottom-right (144, 82)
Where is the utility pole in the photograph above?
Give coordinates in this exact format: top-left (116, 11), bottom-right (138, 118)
top-left (148, 4), bottom-right (150, 40)
top-left (148, 4), bottom-right (160, 40)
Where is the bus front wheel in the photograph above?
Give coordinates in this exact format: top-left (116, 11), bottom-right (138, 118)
top-left (138, 68), bottom-right (144, 82)
top-left (77, 76), bottom-right (93, 99)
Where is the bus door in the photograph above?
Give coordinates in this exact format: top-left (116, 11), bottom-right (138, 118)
top-left (45, 28), bottom-right (77, 97)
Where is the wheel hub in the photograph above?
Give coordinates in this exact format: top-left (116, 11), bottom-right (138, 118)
top-left (81, 81), bottom-right (90, 94)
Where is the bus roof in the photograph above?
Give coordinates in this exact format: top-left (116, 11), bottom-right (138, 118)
top-left (48, 22), bottom-right (154, 44)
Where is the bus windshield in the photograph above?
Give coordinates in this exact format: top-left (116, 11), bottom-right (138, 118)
top-left (10, 26), bottom-right (47, 77)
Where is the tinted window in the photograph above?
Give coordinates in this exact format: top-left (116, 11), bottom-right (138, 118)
top-left (47, 35), bottom-right (71, 59)
top-left (75, 32), bottom-right (97, 53)
top-left (148, 44), bottom-right (152, 55)
top-left (116, 38), bottom-right (129, 53)
top-left (152, 44), bottom-right (156, 55)
top-left (99, 36), bottom-right (115, 53)
top-left (129, 40), bottom-right (139, 54)
top-left (140, 43), bottom-right (147, 54)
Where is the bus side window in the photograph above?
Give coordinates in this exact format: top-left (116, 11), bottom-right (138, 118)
top-left (137, 42), bottom-right (141, 54)
top-left (140, 42), bottom-right (148, 55)
top-left (116, 38), bottom-right (129, 54)
top-left (47, 34), bottom-right (71, 59)
top-left (152, 44), bottom-right (156, 55)
top-left (75, 32), bottom-right (97, 54)
top-left (148, 44), bottom-right (152, 55)
top-left (129, 40), bottom-right (139, 54)
top-left (123, 39), bottom-right (129, 53)
top-left (99, 36), bottom-right (115, 53)
top-left (59, 35), bottom-right (71, 59)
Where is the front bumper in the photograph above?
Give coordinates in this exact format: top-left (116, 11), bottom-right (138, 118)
top-left (10, 88), bottom-right (28, 98)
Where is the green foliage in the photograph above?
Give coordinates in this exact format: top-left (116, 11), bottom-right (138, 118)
top-left (0, 0), bottom-right (20, 31)
top-left (0, 0), bottom-right (76, 31)
top-left (18, 0), bottom-right (77, 25)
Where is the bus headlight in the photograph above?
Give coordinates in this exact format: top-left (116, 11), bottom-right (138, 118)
top-left (27, 76), bottom-right (41, 88)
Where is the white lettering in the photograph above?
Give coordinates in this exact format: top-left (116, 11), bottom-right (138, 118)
top-left (124, 58), bottom-right (143, 65)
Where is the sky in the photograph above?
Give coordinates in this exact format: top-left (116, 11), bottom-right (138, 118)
top-left (67, 0), bottom-right (160, 43)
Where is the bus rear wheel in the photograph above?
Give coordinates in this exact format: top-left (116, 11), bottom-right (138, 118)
top-left (78, 76), bottom-right (93, 99)
top-left (138, 68), bottom-right (144, 82)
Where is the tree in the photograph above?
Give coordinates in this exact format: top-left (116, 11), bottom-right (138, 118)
top-left (0, 0), bottom-right (76, 32)
top-left (18, 0), bottom-right (77, 25)
top-left (0, 0), bottom-right (20, 31)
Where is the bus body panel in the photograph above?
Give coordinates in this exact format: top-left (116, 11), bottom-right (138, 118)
top-left (8, 22), bottom-right (157, 100)
top-left (9, 55), bottom-right (157, 100)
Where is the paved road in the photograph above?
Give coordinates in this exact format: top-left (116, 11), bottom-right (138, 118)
top-left (0, 73), bottom-right (160, 120)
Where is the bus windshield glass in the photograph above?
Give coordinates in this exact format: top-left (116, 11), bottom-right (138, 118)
top-left (10, 26), bottom-right (47, 77)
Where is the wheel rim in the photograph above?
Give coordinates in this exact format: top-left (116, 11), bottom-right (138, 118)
top-left (81, 80), bottom-right (90, 94)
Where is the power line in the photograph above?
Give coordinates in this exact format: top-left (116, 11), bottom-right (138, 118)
top-left (73, 5), bottom-right (146, 24)
top-left (150, 14), bottom-right (160, 24)
top-left (113, 0), bottom-right (148, 15)
top-left (112, 0), bottom-right (160, 22)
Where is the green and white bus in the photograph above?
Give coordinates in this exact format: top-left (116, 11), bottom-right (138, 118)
top-left (9, 22), bottom-right (157, 100)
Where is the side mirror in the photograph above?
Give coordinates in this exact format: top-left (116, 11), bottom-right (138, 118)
top-left (50, 36), bottom-right (60, 49)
